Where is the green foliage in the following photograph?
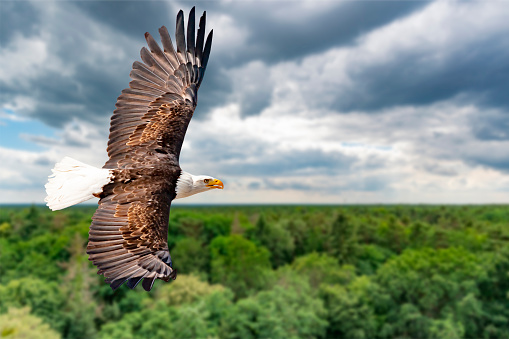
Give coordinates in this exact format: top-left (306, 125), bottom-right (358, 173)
top-left (169, 212), bottom-right (231, 246)
top-left (1, 204), bottom-right (509, 338)
top-left (221, 283), bottom-right (328, 339)
top-left (0, 307), bottom-right (60, 339)
top-left (290, 252), bottom-right (356, 288)
top-left (0, 221), bottom-right (12, 236)
top-left (376, 247), bottom-right (485, 311)
top-left (320, 276), bottom-right (383, 339)
top-left (355, 244), bottom-right (395, 275)
top-left (98, 275), bottom-right (234, 339)
top-left (0, 277), bottom-right (67, 333)
top-left (171, 237), bottom-right (209, 275)
top-left (246, 214), bottom-right (295, 267)
top-left (375, 247), bottom-right (509, 338)
top-left (153, 274), bottom-right (225, 306)
top-left (210, 235), bottom-right (272, 298)
top-left (283, 217), bottom-right (309, 256)
top-left (328, 212), bottom-right (358, 262)
top-left (59, 234), bottom-right (98, 339)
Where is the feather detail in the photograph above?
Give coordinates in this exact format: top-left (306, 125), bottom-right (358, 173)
top-left (45, 157), bottom-right (113, 211)
top-left (187, 7), bottom-right (196, 65)
top-left (142, 276), bottom-right (156, 291)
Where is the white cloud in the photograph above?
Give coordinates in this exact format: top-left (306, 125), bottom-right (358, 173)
top-left (0, 35), bottom-right (50, 86)
top-left (179, 94), bottom-right (509, 203)
top-left (225, 0), bottom-right (509, 116)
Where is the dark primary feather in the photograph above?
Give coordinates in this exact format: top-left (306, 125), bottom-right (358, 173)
top-left (199, 30), bottom-right (213, 87)
top-left (87, 8), bottom-right (212, 291)
top-left (175, 10), bottom-right (187, 64)
top-left (196, 12), bottom-right (206, 66)
top-left (187, 7), bottom-right (196, 64)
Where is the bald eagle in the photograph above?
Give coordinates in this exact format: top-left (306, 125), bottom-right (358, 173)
top-left (44, 8), bottom-right (223, 291)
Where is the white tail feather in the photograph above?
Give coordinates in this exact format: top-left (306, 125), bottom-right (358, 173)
top-left (45, 157), bottom-right (113, 211)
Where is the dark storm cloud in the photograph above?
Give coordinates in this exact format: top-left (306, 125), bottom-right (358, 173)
top-left (213, 1), bottom-right (424, 63)
top-left (416, 163), bottom-right (458, 177)
top-left (332, 34), bottom-right (509, 113)
top-left (471, 110), bottom-right (509, 141)
top-left (183, 131), bottom-right (357, 177)
top-left (0, 2), bottom-right (40, 45)
top-left (193, 64), bottom-right (232, 119)
top-left (199, 1), bottom-right (428, 116)
top-left (0, 1), bottom-right (143, 127)
top-left (0, 0), bottom-right (429, 126)
top-left (224, 148), bottom-right (355, 177)
top-left (467, 156), bottom-right (509, 172)
top-left (72, 1), bottom-right (427, 65)
top-left (201, 2), bottom-right (509, 118)
top-left (262, 179), bottom-right (314, 191)
top-left (343, 175), bottom-right (390, 192)
top-left (247, 181), bottom-right (262, 190)
top-left (182, 136), bottom-right (265, 164)
top-left (33, 155), bottom-right (53, 167)
top-left (352, 154), bottom-right (388, 171)
top-left (261, 174), bottom-right (391, 193)
top-left (0, 64), bottom-right (126, 128)
top-left (72, 1), bottom-right (173, 37)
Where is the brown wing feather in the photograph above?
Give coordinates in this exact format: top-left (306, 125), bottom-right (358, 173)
top-left (104, 8), bottom-right (213, 169)
top-left (89, 7), bottom-right (213, 290)
top-left (86, 171), bottom-right (178, 291)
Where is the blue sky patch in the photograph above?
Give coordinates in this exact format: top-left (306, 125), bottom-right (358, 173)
top-left (0, 109), bottom-right (57, 151)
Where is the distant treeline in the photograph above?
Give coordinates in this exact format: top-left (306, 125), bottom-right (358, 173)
top-left (0, 205), bottom-right (508, 338)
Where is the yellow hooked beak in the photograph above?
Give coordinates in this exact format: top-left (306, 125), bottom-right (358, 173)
top-left (206, 179), bottom-right (224, 190)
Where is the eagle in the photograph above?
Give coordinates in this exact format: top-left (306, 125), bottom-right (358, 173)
top-left (44, 7), bottom-right (223, 291)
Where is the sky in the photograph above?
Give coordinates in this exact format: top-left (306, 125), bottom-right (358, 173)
top-left (1, 0), bottom-right (509, 205)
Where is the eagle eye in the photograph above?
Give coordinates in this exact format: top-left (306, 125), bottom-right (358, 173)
top-left (203, 179), bottom-right (210, 184)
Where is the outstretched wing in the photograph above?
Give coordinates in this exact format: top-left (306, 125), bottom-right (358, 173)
top-left (104, 7), bottom-right (213, 169)
top-left (86, 174), bottom-right (177, 291)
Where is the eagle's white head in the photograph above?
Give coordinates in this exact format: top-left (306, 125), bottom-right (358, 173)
top-left (175, 171), bottom-right (224, 199)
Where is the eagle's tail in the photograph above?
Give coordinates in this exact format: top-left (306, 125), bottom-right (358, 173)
top-left (45, 157), bottom-right (113, 211)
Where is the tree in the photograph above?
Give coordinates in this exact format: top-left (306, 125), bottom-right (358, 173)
top-left (320, 276), bottom-right (381, 339)
top-left (98, 277), bottom-right (234, 339)
top-left (0, 277), bottom-right (67, 333)
top-left (0, 307), bottom-right (60, 339)
top-left (210, 235), bottom-right (272, 298)
top-left (246, 215), bottom-right (295, 268)
top-left (375, 247), bottom-right (492, 338)
top-left (283, 217), bottom-right (309, 256)
top-left (171, 238), bottom-right (210, 276)
top-left (221, 282), bottom-right (328, 339)
top-left (59, 234), bottom-right (98, 339)
top-left (290, 252), bottom-right (356, 289)
top-left (328, 212), bottom-right (358, 263)
top-left (154, 274), bottom-right (226, 306)
top-left (354, 244), bottom-right (395, 276)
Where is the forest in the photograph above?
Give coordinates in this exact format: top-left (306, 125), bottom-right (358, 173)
top-left (0, 204), bottom-right (508, 338)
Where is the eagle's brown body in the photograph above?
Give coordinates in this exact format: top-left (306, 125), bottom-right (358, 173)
top-left (84, 8), bottom-right (214, 291)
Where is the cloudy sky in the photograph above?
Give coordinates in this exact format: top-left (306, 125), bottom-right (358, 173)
top-left (1, 0), bottom-right (509, 205)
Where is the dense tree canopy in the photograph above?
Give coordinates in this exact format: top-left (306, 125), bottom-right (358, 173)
top-left (0, 204), bottom-right (508, 338)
